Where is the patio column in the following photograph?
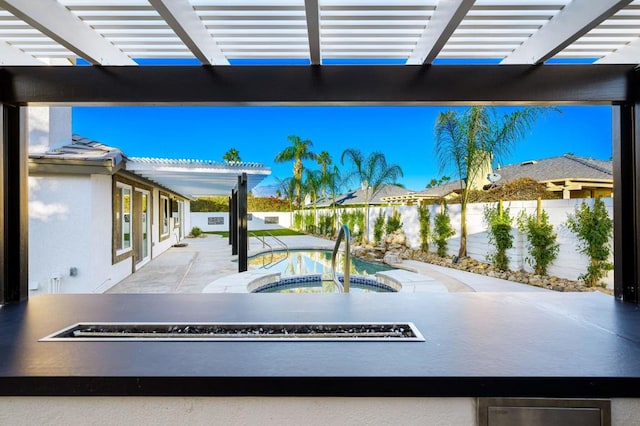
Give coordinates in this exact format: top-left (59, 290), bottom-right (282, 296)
top-left (0, 105), bottom-right (28, 304)
top-left (231, 189), bottom-right (237, 255)
top-left (613, 103), bottom-right (640, 303)
top-left (237, 173), bottom-right (248, 272)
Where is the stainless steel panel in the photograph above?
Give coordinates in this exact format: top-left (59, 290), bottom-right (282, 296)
top-left (488, 406), bottom-right (601, 426)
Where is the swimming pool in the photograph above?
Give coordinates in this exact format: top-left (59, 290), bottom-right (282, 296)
top-left (248, 249), bottom-right (392, 279)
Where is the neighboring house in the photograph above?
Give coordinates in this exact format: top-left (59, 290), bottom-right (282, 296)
top-left (313, 184), bottom-right (413, 208)
top-left (382, 154), bottom-right (613, 205)
top-left (28, 108), bottom-right (270, 295)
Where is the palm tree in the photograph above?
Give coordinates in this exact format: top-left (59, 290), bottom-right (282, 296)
top-left (316, 150), bottom-right (332, 198)
top-left (325, 165), bottom-right (343, 234)
top-left (274, 135), bottom-right (317, 208)
top-left (303, 169), bottom-right (323, 232)
top-left (277, 176), bottom-right (297, 227)
top-left (341, 149), bottom-right (403, 243)
top-left (222, 147), bottom-right (241, 163)
top-left (435, 106), bottom-right (552, 258)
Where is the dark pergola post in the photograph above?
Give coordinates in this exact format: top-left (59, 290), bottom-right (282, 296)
top-left (231, 189), bottom-right (237, 255)
top-left (237, 173), bottom-right (248, 272)
top-left (613, 104), bottom-right (640, 303)
top-left (0, 105), bottom-right (28, 304)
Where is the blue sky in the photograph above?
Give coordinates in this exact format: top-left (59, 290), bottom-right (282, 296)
top-left (72, 104), bottom-right (612, 192)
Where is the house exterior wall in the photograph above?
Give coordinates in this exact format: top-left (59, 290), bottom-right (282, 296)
top-left (28, 174), bottom-right (133, 295)
top-left (28, 106), bottom-right (71, 154)
top-left (0, 397), bottom-right (637, 425)
top-left (28, 175), bottom-right (93, 294)
top-left (28, 174), bottom-right (190, 294)
top-left (90, 174), bottom-right (131, 293)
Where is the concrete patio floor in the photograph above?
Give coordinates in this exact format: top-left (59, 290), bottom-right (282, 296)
top-left (106, 233), bottom-right (551, 294)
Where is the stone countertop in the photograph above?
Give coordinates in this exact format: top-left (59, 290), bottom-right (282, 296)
top-left (0, 292), bottom-right (639, 397)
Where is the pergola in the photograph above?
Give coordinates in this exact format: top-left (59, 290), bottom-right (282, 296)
top-left (0, 0), bottom-right (636, 66)
top-left (0, 1), bottom-right (639, 305)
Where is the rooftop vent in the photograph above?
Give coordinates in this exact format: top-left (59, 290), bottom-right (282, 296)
top-left (520, 160), bottom-right (537, 166)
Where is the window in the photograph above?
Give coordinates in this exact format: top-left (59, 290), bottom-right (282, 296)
top-left (173, 199), bottom-right (181, 227)
top-left (161, 195), bottom-right (170, 237)
top-left (115, 183), bottom-right (132, 255)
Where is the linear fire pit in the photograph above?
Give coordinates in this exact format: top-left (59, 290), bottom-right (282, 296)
top-left (41, 322), bottom-right (425, 342)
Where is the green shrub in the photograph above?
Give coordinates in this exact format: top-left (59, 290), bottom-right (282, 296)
top-left (432, 206), bottom-right (455, 257)
top-left (418, 205), bottom-right (430, 252)
top-left (303, 211), bottom-right (315, 234)
top-left (484, 202), bottom-right (514, 271)
top-left (517, 208), bottom-right (559, 276)
top-left (340, 209), bottom-right (365, 240)
top-left (353, 209), bottom-right (365, 240)
top-left (373, 211), bottom-right (386, 243)
top-left (340, 210), bottom-right (354, 233)
top-left (385, 209), bottom-right (403, 235)
top-left (190, 226), bottom-right (203, 238)
top-left (190, 197), bottom-right (228, 212)
top-left (318, 213), bottom-right (335, 236)
top-left (566, 197), bottom-right (613, 287)
top-left (294, 211), bottom-right (304, 230)
top-left (191, 195), bottom-right (290, 213)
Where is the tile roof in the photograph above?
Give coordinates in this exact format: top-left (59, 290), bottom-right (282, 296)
top-left (405, 154), bottom-right (612, 200)
top-left (30, 134), bottom-right (271, 197)
top-left (315, 184), bottom-right (413, 207)
top-left (29, 134), bottom-right (126, 167)
top-left (495, 155), bottom-right (612, 183)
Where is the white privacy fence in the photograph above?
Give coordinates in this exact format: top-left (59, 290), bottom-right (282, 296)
top-left (191, 198), bottom-right (614, 286)
top-left (190, 211), bottom-right (292, 232)
top-left (338, 198), bottom-right (614, 286)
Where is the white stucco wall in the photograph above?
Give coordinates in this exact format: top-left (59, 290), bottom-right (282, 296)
top-left (28, 174), bottom-right (132, 294)
top-left (28, 106), bottom-right (72, 154)
top-left (28, 175), bottom-right (93, 294)
top-left (0, 397), bottom-right (637, 425)
top-left (190, 212), bottom-right (292, 233)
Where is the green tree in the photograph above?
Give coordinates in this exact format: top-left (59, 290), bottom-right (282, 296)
top-left (303, 169), bottom-right (323, 232)
top-left (566, 197), bottom-right (613, 286)
top-left (432, 204), bottom-right (455, 257)
top-left (425, 176), bottom-right (451, 189)
top-left (325, 165), bottom-right (343, 234)
top-left (316, 150), bottom-right (332, 198)
top-left (274, 135), bottom-right (317, 208)
top-left (373, 211), bottom-right (386, 243)
top-left (484, 202), bottom-right (514, 271)
top-left (385, 209), bottom-right (403, 235)
top-left (517, 207), bottom-right (559, 276)
top-left (341, 149), bottom-right (403, 243)
top-left (277, 176), bottom-right (297, 228)
top-left (222, 147), bottom-right (241, 163)
top-left (418, 205), bottom-right (430, 252)
top-left (434, 106), bottom-right (552, 258)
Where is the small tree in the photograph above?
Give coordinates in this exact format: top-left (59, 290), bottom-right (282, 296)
top-left (385, 209), bottom-right (403, 235)
top-left (517, 202), bottom-right (559, 276)
top-left (373, 211), bottom-right (386, 243)
top-left (566, 197), bottom-right (613, 287)
top-left (484, 201), bottom-right (514, 271)
top-left (432, 204), bottom-right (455, 257)
top-left (353, 209), bottom-right (365, 241)
top-left (223, 148), bottom-right (241, 163)
top-left (293, 211), bottom-right (304, 230)
top-left (418, 205), bottom-right (431, 252)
